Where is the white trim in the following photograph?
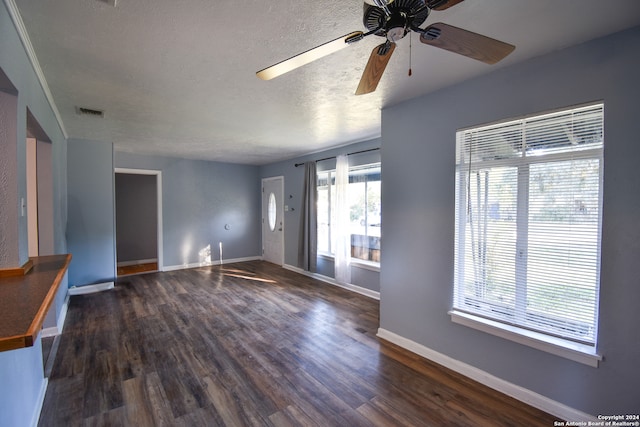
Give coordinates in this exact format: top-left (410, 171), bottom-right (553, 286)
top-left (376, 328), bottom-right (598, 423)
top-left (114, 168), bottom-right (163, 272)
top-left (41, 293), bottom-right (70, 337)
top-left (156, 172), bottom-right (163, 271)
top-left (40, 327), bottom-right (58, 338)
top-left (30, 377), bottom-right (48, 427)
top-left (114, 168), bottom-right (161, 175)
top-left (162, 256), bottom-right (262, 272)
top-left (3, 0), bottom-right (68, 138)
top-left (318, 253), bottom-right (381, 272)
top-left (348, 258), bottom-right (380, 272)
top-left (68, 281), bottom-right (114, 296)
top-left (117, 258), bottom-right (158, 267)
top-left (450, 310), bottom-right (602, 367)
top-left (56, 293), bottom-right (69, 332)
top-left (283, 263), bottom-right (380, 300)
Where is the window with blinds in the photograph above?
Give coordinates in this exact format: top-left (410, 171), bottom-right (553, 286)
top-left (453, 103), bottom-right (604, 346)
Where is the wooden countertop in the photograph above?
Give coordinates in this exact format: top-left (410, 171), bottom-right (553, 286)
top-left (0, 254), bottom-right (71, 352)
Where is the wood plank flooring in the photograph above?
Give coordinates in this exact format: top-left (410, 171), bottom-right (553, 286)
top-left (39, 261), bottom-right (559, 426)
top-left (117, 262), bottom-right (158, 277)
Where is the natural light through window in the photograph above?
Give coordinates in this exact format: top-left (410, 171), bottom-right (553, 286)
top-left (451, 103), bottom-right (604, 358)
top-left (268, 192), bottom-right (277, 232)
top-left (317, 162), bottom-right (381, 264)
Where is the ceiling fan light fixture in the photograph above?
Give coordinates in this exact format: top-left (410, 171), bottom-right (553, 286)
top-left (386, 11), bottom-right (409, 42)
top-left (363, 0), bottom-right (395, 6)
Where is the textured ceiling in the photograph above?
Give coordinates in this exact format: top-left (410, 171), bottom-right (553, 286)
top-left (13, 0), bottom-right (640, 165)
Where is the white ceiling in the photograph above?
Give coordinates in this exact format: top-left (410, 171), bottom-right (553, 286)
top-left (14, 0), bottom-right (640, 165)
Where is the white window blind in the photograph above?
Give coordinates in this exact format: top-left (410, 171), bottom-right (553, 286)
top-left (453, 103), bottom-right (604, 346)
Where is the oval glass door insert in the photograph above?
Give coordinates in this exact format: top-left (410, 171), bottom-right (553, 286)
top-left (268, 192), bottom-right (277, 231)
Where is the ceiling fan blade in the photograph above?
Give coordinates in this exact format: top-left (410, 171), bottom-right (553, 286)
top-left (419, 23), bottom-right (515, 64)
top-left (355, 42), bottom-right (396, 95)
top-left (257, 31), bottom-right (364, 80)
top-left (426, 0), bottom-right (465, 11)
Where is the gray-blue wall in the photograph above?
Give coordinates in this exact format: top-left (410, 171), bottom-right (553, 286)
top-left (380, 26), bottom-right (640, 415)
top-left (67, 138), bottom-right (116, 287)
top-left (260, 138), bottom-right (381, 293)
top-left (67, 148), bottom-right (261, 285)
top-left (115, 152), bottom-right (261, 266)
top-left (0, 2), bottom-right (68, 426)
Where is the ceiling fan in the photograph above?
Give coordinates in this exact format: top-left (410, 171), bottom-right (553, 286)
top-left (256, 0), bottom-right (515, 95)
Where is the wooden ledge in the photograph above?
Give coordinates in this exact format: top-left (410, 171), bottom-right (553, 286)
top-left (0, 254), bottom-right (71, 352)
top-left (0, 259), bottom-right (34, 278)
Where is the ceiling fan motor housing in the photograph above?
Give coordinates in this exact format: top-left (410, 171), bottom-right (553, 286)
top-left (386, 12), bottom-right (409, 41)
top-left (363, 0), bottom-right (430, 39)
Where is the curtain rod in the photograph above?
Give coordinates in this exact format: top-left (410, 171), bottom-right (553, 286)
top-left (294, 147), bottom-right (380, 167)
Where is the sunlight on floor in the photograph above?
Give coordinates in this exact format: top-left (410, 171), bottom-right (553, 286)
top-left (220, 268), bottom-right (277, 284)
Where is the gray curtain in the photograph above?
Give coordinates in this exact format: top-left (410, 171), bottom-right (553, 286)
top-left (298, 161), bottom-right (317, 272)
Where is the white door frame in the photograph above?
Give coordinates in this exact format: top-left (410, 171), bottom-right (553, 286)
top-left (114, 168), bottom-right (163, 271)
top-left (262, 176), bottom-right (284, 265)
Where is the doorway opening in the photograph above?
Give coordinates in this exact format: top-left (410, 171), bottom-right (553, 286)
top-left (114, 168), bottom-right (163, 276)
top-left (26, 109), bottom-right (54, 257)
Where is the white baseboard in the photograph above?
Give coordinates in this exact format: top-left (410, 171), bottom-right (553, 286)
top-left (40, 327), bottom-right (58, 338)
top-left (31, 377), bottom-right (48, 427)
top-left (41, 293), bottom-right (70, 338)
top-left (57, 293), bottom-right (69, 333)
top-left (117, 258), bottom-right (158, 267)
top-left (68, 281), bottom-right (115, 296)
top-left (283, 264), bottom-right (380, 300)
top-left (376, 328), bottom-right (597, 422)
top-left (162, 256), bottom-right (262, 272)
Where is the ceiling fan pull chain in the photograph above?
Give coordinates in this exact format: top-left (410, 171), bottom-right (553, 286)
top-left (408, 32), bottom-right (413, 76)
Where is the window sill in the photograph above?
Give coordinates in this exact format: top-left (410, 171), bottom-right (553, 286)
top-left (318, 252), bottom-right (333, 261)
top-left (350, 259), bottom-right (380, 272)
top-left (316, 254), bottom-right (380, 272)
top-left (449, 310), bottom-right (602, 367)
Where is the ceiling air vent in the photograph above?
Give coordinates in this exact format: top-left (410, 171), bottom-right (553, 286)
top-left (96, 0), bottom-right (117, 6)
top-left (76, 107), bottom-right (105, 118)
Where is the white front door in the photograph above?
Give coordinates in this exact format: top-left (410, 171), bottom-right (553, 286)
top-left (262, 177), bottom-right (284, 265)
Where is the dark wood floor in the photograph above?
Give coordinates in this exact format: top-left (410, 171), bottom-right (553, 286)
top-left (39, 261), bottom-right (558, 426)
top-left (117, 262), bottom-right (158, 277)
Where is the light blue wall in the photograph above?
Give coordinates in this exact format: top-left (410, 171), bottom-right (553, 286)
top-left (1, 2), bottom-right (68, 426)
top-left (51, 137), bottom-right (68, 336)
top-left (0, 336), bottom-right (45, 427)
top-left (0, 4), bottom-right (67, 267)
top-left (67, 138), bottom-right (115, 287)
top-left (260, 138), bottom-right (381, 292)
top-left (380, 26), bottom-right (640, 415)
top-left (115, 152), bottom-right (261, 267)
top-left (67, 148), bottom-right (261, 283)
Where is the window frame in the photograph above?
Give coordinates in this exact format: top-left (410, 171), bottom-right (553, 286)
top-left (450, 103), bottom-right (604, 367)
top-left (317, 162), bottom-right (381, 268)
top-left (317, 169), bottom-right (335, 256)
